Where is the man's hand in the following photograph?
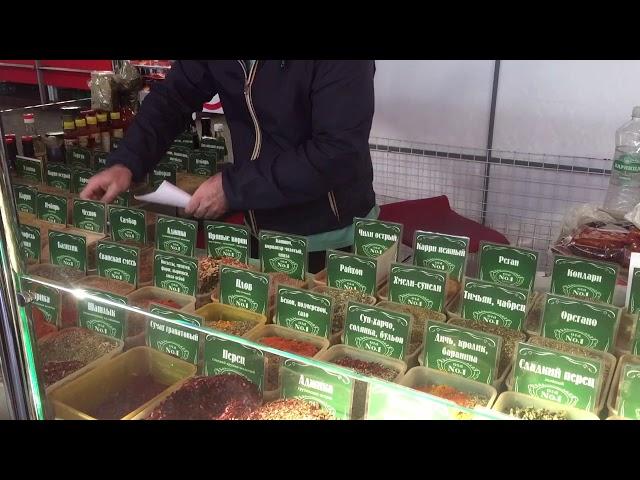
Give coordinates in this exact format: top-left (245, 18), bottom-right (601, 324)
top-left (184, 173), bottom-right (229, 219)
top-left (79, 164), bottom-right (133, 203)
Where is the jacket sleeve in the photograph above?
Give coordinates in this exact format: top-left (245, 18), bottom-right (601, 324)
top-left (222, 60), bottom-right (375, 211)
top-left (106, 60), bottom-right (217, 181)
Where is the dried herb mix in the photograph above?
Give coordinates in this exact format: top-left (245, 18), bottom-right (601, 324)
top-left (379, 302), bottom-right (445, 354)
top-left (205, 319), bottom-right (258, 337)
top-left (39, 327), bottom-right (118, 364)
top-left (198, 256), bottom-right (251, 294)
top-left (88, 374), bottom-right (167, 419)
top-left (247, 399), bottom-right (334, 420)
top-left (509, 406), bottom-right (567, 420)
top-left (413, 384), bottom-right (487, 409)
top-left (332, 356), bottom-right (398, 381)
top-left (313, 286), bottom-right (376, 334)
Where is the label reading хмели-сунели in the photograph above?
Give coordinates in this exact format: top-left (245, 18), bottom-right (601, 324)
top-left (108, 206), bottom-right (146, 243)
top-left (204, 335), bottom-right (265, 392)
top-left (276, 286), bottom-right (332, 339)
top-left (72, 167), bottom-right (94, 195)
top-left (150, 162), bottom-right (177, 188)
top-left (617, 362), bottom-right (640, 419)
top-left (20, 224), bottom-right (40, 262)
top-left (205, 221), bottom-right (250, 263)
top-left (281, 358), bottom-right (354, 420)
top-left (461, 278), bottom-right (529, 331)
top-left (97, 241), bottom-right (140, 287)
top-left (77, 289), bottom-right (127, 340)
top-left (16, 155), bottom-right (43, 182)
top-left (48, 230), bottom-right (87, 272)
top-left (190, 149), bottom-right (217, 177)
top-left (219, 266), bottom-right (270, 315)
top-left (344, 302), bottom-right (411, 360)
top-left (424, 321), bottom-right (502, 385)
top-left (259, 230), bottom-right (308, 282)
top-left (14, 184), bottom-right (37, 214)
top-left (353, 218), bottom-right (402, 260)
top-left (541, 293), bottom-right (620, 353)
top-left (478, 242), bottom-right (538, 292)
top-left (326, 250), bottom-right (377, 295)
top-left (46, 163), bottom-right (72, 192)
top-left (22, 278), bottom-right (60, 327)
top-left (72, 199), bottom-right (106, 233)
top-left (162, 146), bottom-right (190, 171)
top-left (153, 250), bottom-right (198, 297)
top-left (413, 231), bottom-right (469, 283)
top-left (155, 215), bottom-right (197, 256)
top-left (147, 305), bottom-right (201, 365)
top-left (513, 342), bottom-right (602, 412)
top-left (388, 263), bottom-right (447, 312)
top-left (550, 255), bottom-right (618, 304)
top-left (37, 192), bottom-right (67, 225)
top-left (67, 146), bottom-right (92, 169)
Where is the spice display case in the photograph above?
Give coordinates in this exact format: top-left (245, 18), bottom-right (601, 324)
top-left (492, 391), bottom-right (599, 420)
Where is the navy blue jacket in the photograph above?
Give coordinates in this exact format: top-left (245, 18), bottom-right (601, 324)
top-left (107, 60), bottom-right (376, 236)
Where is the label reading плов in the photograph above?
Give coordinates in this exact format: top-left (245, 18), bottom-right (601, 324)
top-left (219, 266), bottom-right (269, 315)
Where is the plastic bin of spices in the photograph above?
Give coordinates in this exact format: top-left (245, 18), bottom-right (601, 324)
top-left (606, 353), bottom-right (640, 419)
top-left (49, 346), bottom-right (196, 420)
top-left (493, 391), bottom-right (599, 420)
top-left (195, 302), bottom-right (267, 338)
top-left (41, 226), bottom-right (106, 268)
top-left (196, 254), bottom-right (257, 310)
top-left (318, 344), bottom-right (407, 383)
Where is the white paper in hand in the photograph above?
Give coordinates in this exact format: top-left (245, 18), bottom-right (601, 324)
top-left (134, 181), bottom-right (192, 209)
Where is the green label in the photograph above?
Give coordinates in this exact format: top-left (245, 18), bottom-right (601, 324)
top-left (97, 241), bottom-right (140, 286)
top-left (200, 137), bottom-right (226, 155)
top-left (146, 307), bottom-right (200, 364)
top-left (326, 250), bottom-right (377, 295)
top-left (203, 335), bottom-right (265, 392)
top-left (280, 358), bottom-right (353, 420)
top-left (478, 242), bottom-right (538, 291)
top-left (617, 363), bottom-right (640, 419)
top-left (163, 147), bottom-right (190, 171)
top-left (111, 138), bottom-right (121, 150)
top-left (174, 131), bottom-right (195, 147)
top-left (72, 199), bottom-right (105, 233)
top-left (541, 294), bottom-right (620, 353)
top-left (20, 224), bottom-right (40, 262)
top-left (189, 150), bottom-right (217, 176)
top-left (628, 268), bottom-right (640, 314)
top-left (259, 230), bottom-right (308, 281)
top-left (633, 320), bottom-right (640, 356)
top-left (67, 146), bottom-right (92, 169)
top-left (613, 154), bottom-right (640, 175)
top-left (46, 163), bottom-right (72, 192)
top-left (94, 151), bottom-right (108, 169)
top-left (14, 184), bottom-right (37, 214)
top-left (344, 302), bottom-right (411, 360)
top-left (155, 216), bottom-right (197, 256)
top-left (413, 231), bottom-right (469, 282)
top-left (205, 222), bottom-right (250, 263)
top-left (219, 266), bottom-right (269, 315)
top-left (461, 278), bottom-right (529, 331)
top-left (72, 168), bottom-right (94, 194)
top-left (513, 342), bottom-right (602, 411)
top-left (389, 263), bottom-right (447, 312)
top-left (23, 279), bottom-right (60, 326)
top-left (16, 156), bottom-right (43, 182)
top-left (77, 289), bottom-right (126, 340)
top-left (153, 251), bottom-right (198, 296)
top-left (150, 162), bottom-right (177, 188)
top-left (275, 286), bottom-right (332, 339)
top-left (149, 304), bottom-right (202, 327)
top-left (111, 191), bottom-right (130, 207)
top-left (48, 230), bottom-right (87, 272)
top-left (353, 218), bottom-right (401, 259)
top-left (551, 255), bottom-right (618, 304)
top-left (37, 192), bottom-right (67, 225)
top-left (108, 206), bottom-right (146, 243)
top-left (424, 321), bottom-right (501, 384)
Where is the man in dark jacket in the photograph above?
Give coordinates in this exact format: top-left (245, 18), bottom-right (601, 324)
top-left (81, 60), bottom-right (377, 272)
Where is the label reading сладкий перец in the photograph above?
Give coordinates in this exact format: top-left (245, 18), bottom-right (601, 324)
top-left (259, 230), bottom-right (308, 282)
top-left (276, 286), bottom-right (332, 339)
top-left (413, 231), bottom-right (469, 283)
top-left (478, 242), bottom-right (538, 292)
top-left (388, 263), bottom-right (447, 312)
top-left (205, 221), bottom-right (250, 263)
top-left (353, 218), bottom-right (402, 260)
top-left (550, 255), bottom-right (618, 304)
top-left (461, 278), bottom-right (529, 331)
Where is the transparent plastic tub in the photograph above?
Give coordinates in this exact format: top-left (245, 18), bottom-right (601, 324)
top-left (49, 346), bottom-right (197, 420)
top-left (195, 301), bottom-right (267, 338)
top-left (493, 391), bottom-right (600, 420)
top-left (606, 353), bottom-right (640, 419)
top-left (129, 376), bottom-right (195, 420)
top-left (318, 344), bottom-right (407, 384)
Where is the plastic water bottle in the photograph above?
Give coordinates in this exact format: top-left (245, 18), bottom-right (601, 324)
top-left (603, 106), bottom-right (640, 214)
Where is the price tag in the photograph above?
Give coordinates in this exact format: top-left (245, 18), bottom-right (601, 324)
top-left (478, 242), bottom-right (538, 291)
top-left (20, 224), bottom-right (40, 262)
top-left (14, 184), bottom-right (37, 214)
top-left (163, 147), bottom-right (190, 171)
top-left (147, 304), bottom-right (201, 365)
top-left (205, 222), bottom-right (250, 263)
top-left (550, 255), bottom-right (618, 304)
top-left (48, 230), bottom-right (87, 272)
top-left (276, 286), bottom-right (332, 339)
top-left (326, 250), bottom-right (377, 295)
top-left (153, 250), bottom-right (198, 296)
top-left (150, 162), bottom-right (177, 188)
top-left (16, 155), bottom-right (43, 182)
top-left (46, 163), bottom-right (72, 192)
top-left (461, 278), bottom-right (529, 331)
top-left (388, 263), bottom-right (447, 312)
top-left (259, 230), bottom-right (308, 282)
top-left (353, 218), bottom-right (402, 260)
top-left (22, 279), bottom-right (60, 327)
top-left (219, 266), bottom-right (270, 315)
top-left (37, 192), bottom-right (67, 225)
top-left (72, 167), bottom-right (94, 195)
top-left (617, 362), bottom-right (640, 419)
top-left (108, 206), bottom-right (146, 244)
top-left (413, 231), bottom-right (469, 282)
top-left (67, 146), bottom-right (92, 169)
top-left (77, 289), bottom-right (127, 340)
top-left (203, 335), bottom-right (265, 392)
top-left (189, 150), bottom-right (217, 176)
top-left (155, 215), bottom-right (197, 256)
top-left (97, 241), bottom-right (140, 287)
top-left (72, 199), bottom-right (106, 233)
top-left (94, 151), bottom-right (109, 170)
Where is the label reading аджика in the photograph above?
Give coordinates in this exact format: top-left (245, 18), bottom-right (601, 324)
top-left (281, 358), bottom-right (353, 420)
top-left (150, 162), bottom-right (177, 188)
top-left (153, 251), bottom-right (198, 297)
top-left (205, 222), bottom-right (250, 263)
top-left (219, 266), bottom-right (269, 315)
top-left (190, 150), bottom-right (217, 176)
top-left (353, 218), bottom-right (402, 259)
top-left (23, 279), bottom-right (60, 326)
top-left (204, 335), bottom-right (265, 392)
top-left (155, 215), bottom-right (197, 256)
top-left (78, 289), bottom-right (126, 340)
top-left (67, 146), bottom-right (92, 169)
top-left (388, 263), bottom-right (447, 312)
top-left (461, 278), bottom-right (529, 331)
top-left (163, 147), bottom-right (190, 171)
top-left (326, 250), bottom-right (377, 295)
top-left (72, 199), bottom-right (105, 233)
top-left (14, 184), bottom-right (37, 214)
top-left (109, 206), bottom-right (146, 243)
top-left (16, 156), bottom-right (43, 182)
top-left (413, 231), bottom-right (469, 282)
top-left (628, 268), bottom-right (640, 315)
top-left (147, 305), bottom-right (201, 365)
top-left (344, 302), bottom-right (411, 360)
top-left (48, 230), bottom-right (87, 272)
top-left (37, 192), bottom-right (67, 225)
top-left (72, 168), bottom-right (94, 195)
top-left (276, 286), bottom-right (332, 339)
top-left (513, 342), bottom-right (602, 412)
top-left (259, 230), bottom-right (308, 282)
top-left (617, 362), bottom-right (640, 419)
top-left (551, 255), bottom-right (618, 304)
top-left (20, 224), bottom-right (40, 262)
top-left (541, 293), bottom-right (620, 353)
top-left (46, 163), bottom-right (72, 192)
top-left (424, 321), bottom-right (501, 385)
top-left (478, 242), bottom-right (538, 291)
top-left (94, 151), bottom-right (108, 169)
top-left (97, 241), bottom-right (140, 286)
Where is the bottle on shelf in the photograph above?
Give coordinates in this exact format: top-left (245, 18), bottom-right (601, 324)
top-left (84, 110), bottom-right (100, 149)
top-left (23, 113), bottom-right (47, 162)
top-left (200, 115), bottom-right (213, 138)
top-left (97, 111), bottom-right (110, 152)
top-left (21, 135), bottom-right (35, 158)
top-left (110, 111), bottom-right (124, 139)
top-left (44, 132), bottom-right (65, 164)
top-left (74, 115), bottom-right (89, 148)
top-left (4, 134), bottom-right (17, 170)
top-left (214, 123), bottom-right (228, 161)
top-left (62, 113), bottom-right (77, 150)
